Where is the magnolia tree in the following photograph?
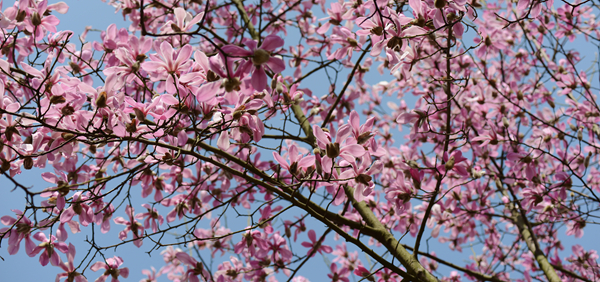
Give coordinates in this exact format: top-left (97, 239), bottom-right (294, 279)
top-left (1, 0), bottom-right (600, 281)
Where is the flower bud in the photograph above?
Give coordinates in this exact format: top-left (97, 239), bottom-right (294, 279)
top-left (502, 117), bottom-right (509, 128)
top-left (346, 37), bottom-right (358, 47)
top-left (570, 123), bottom-right (578, 131)
top-left (370, 26), bottom-right (383, 36)
top-left (23, 156), bottom-right (33, 170)
top-left (50, 95), bottom-right (66, 104)
top-left (434, 0), bottom-right (447, 8)
top-left (31, 12), bottom-right (42, 26)
top-left (96, 91), bottom-right (107, 108)
top-left (69, 61), bottom-right (81, 74)
top-left (61, 105), bottom-right (75, 116)
top-left (585, 152), bottom-right (592, 168)
top-left (206, 70), bottom-right (220, 82)
top-left (126, 118), bottom-right (138, 133)
top-left (4, 126), bottom-right (18, 141)
top-left (170, 23), bottom-right (182, 32)
top-left (1, 159), bottom-right (10, 172)
top-left (577, 129), bottom-right (583, 141)
top-left (61, 132), bottom-right (75, 140)
top-left (357, 132), bottom-right (373, 144)
top-left (326, 142), bottom-right (340, 159)
top-left (355, 174), bottom-right (372, 185)
top-left (16, 10), bottom-right (26, 22)
top-left (444, 156), bottom-right (455, 171)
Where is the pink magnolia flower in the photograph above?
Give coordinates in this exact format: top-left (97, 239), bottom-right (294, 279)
top-left (313, 124), bottom-right (366, 164)
top-left (60, 191), bottom-right (93, 227)
top-left (437, 151), bottom-right (469, 177)
top-left (24, 0), bottom-right (60, 41)
top-left (139, 267), bottom-right (159, 282)
top-left (328, 263), bottom-right (350, 282)
top-left (348, 110), bottom-right (375, 144)
top-left (0, 209), bottom-right (36, 255)
top-left (113, 205), bottom-right (144, 247)
top-left (316, 2), bottom-right (344, 34)
top-left (90, 256), bottom-right (129, 282)
top-left (234, 230), bottom-right (269, 258)
top-left (264, 232), bottom-right (293, 263)
top-left (301, 229), bottom-right (333, 257)
top-left (273, 143), bottom-right (315, 177)
top-left (142, 41), bottom-right (193, 94)
top-left (221, 34), bottom-right (285, 91)
top-left (175, 252), bottom-right (211, 282)
top-left (135, 203), bottom-right (164, 233)
top-left (162, 7), bottom-right (204, 33)
top-left (29, 232), bottom-right (69, 266)
top-left (506, 151), bottom-right (539, 181)
top-left (339, 156), bottom-right (383, 201)
top-left (214, 257), bottom-right (246, 282)
top-left (327, 26), bottom-right (362, 61)
top-left (56, 243), bottom-right (87, 282)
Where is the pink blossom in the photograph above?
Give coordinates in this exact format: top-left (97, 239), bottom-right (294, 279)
top-left (301, 229), bottom-right (333, 257)
top-left (90, 256), bottom-right (129, 282)
top-left (221, 34), bottom-right (285, 91)
top-left (113, 205), bottom-right (144, 247)
top-left (56, 243), bottom-right (87, 282)
top-left (29, 232), bottom-right (69, 266)
top-left (0, 209), bottom-right (36, 255)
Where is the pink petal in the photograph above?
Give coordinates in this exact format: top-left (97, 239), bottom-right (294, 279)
top-left (272, 152), bottom-right (289, 169)
top-left (217, 131), bottom-right (230, 151)
top-left (260, 35), bottom-right (284, 51)
top-left (251, 66), bottom-right (267, 91)
top-left (221, 45), bottom-right (253, 57)
top-left (266, 57), bottom-right (285, 73)
top-left (119, 267), bottom-right (129, 278)
top-left (340, 144), bottom-right (365, 157)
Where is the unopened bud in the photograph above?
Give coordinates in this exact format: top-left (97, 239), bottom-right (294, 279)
top-left (23, 156), bottom-right (33, 170)
top-left (275, 83), bottom-right (284, 94)
top-left (69, 61), bottom-right (81, 74)
top-left (502, 117), bottom-right (509, 128)
top-left (577, 129), bottom-right (583, 141)
top-left (434, 0), bottom-right (447, 8)
top-left (570, 123), bottom-right (578, 131)
top-left (325, 142), bottom-right (341, 159)
top-left (542, 204), bottom-right (554, 213)
top-left (357, 132), bottom-right (373, 144)
top-left (593, 124), bottom-right (600, 136)
top-left (0, 159), bottom-right (10, 172)
top-left (15, 10), bottom-right (26, 22)
top-left (61, 105), bottom-right (75, 116)
top-left (61, 132), bottom-right (75, 140)
top-left (50, 95), bottom-right (66, 104)
top-left (444, 156), bottom-right (455, 171)
top-left (96, 91), bottom-right (107, 108)
top-left (126, 118), bottom-right (137, 133)
top-left (585, 152), bottom-right (592, 168)
top-left (355, 174), bottom-right (372, 185)
top-left (346, 37), bottom-right (358, 47)
top-left (4, 126), bottom-right (18, 141)
top-left (170, 23), bottom-right (182, 32)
